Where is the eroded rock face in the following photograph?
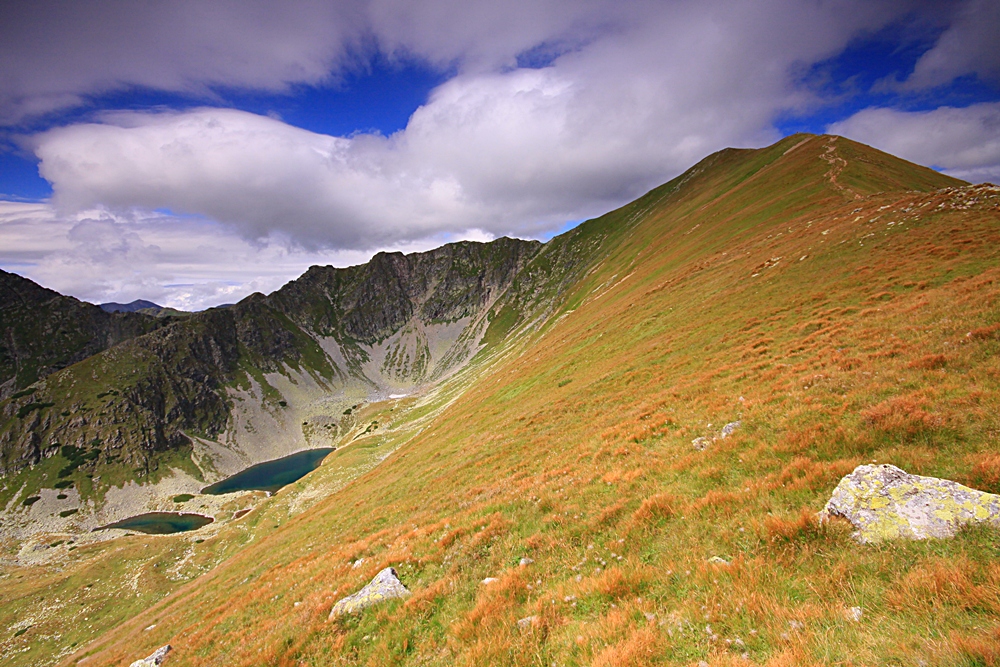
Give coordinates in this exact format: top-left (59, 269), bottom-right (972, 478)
top-left (129, 644), bottom-right (171, 667)
top-left (328, 567), bottom-right (410, 618)
top-left (822, 464), bottom-right (1000, 543)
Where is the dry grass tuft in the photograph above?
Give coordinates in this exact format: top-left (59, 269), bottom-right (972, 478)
top-left (952, 624), bottom-right (1000, 666)
top-left (908, 353), bottom-right (949, 370)
top-left (630, 493), bottom-right (678, 526)
top-left (887, 557), bottom-right (1000, 613)
top-left (966, 452), bottom-right (1000, 493)
top-left (589, 627), bottom-right (662, 667)
top-left (860, 393), bottom-right (941, 435)
top-left (763, 508), bottom-right (822, 543)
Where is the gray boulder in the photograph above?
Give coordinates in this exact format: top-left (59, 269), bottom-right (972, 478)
top-left (328, 567), bottom-right (410, 619)
top-left (129, 645), bottom-right (171, 667)
top-left (821, 464), bottom-right (1000, 543)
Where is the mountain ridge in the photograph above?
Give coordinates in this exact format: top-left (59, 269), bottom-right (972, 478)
top-left (4, 134), bottom-right (1000, 666)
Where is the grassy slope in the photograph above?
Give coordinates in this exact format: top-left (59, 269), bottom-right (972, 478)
top-left (14, 134), bottom-right (1000, 665)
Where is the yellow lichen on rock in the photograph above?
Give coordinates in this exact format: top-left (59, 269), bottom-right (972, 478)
top-left (822, 464), bottom-right (1000, 543)
top-left (328, 567), bottom-right (410, 619)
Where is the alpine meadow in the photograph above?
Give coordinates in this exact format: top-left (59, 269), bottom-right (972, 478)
top-left (3, 132), bottom-right (1000, 666)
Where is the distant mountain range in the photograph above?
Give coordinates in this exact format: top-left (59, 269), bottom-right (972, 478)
top-left (98, 299), bottom-right (163, 314)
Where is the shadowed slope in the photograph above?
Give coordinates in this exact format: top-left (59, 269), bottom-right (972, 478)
top-left (0, 270), bottom-right (166, 399)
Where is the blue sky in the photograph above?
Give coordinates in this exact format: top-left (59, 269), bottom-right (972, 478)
top-left (1, 0), bottom-right (998, 309)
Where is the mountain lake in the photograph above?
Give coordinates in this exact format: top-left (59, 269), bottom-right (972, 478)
top-left (96, 512), bottom-right (214, 534)
top-left (201, 447), bottom-right (334, 495)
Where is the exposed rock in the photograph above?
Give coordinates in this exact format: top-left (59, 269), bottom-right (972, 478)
top-left (481, 577), bottom-right (499, 585)
top-left (691, 437), bottom-right (710, 451)
top-left (517, 615), bottom-right (539, 630)
top-left (845, 606), bottom-right (862, 622)
top-left (822, 464), bottom-right (1000, 542)
top-left (518, 557), bottom-right (534, 567)
top-left (720, 421), bottom-right (741, 438)
top-left (328, 567), bottom-right (410, 618)
top-left (706, 556), bottom-right (729, 565)
top-left (129, 644), bottom-right (171, 667)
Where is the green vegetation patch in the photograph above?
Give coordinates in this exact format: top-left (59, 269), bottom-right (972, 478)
top-left (16, 401), bottom-right (54, 418)
top-left (173, 494), bottom-right (195, 503)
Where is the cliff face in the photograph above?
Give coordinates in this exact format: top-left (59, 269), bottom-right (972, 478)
top-left (0, 270), bottom-right (166, 399)
top-left (0, 238), bottom-right (542, 481)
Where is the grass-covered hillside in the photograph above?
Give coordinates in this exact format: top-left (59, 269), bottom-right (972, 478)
top-left (5, 134), bottom-right (1000, 666)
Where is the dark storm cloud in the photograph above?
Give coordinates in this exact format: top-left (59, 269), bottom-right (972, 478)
top-left (0, 1), bottom-right (365, 125)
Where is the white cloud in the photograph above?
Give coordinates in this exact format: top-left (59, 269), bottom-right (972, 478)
top-left (903, 0), bottom-right (1000, 90)
top-left (5, 1), bottom-right (1000, 305)
top-left (0, 201), bottom-right (467, 310)
top-left (828, 102), bottom-right (1000, 183)
top-left (28, 1), bottom-right (917, 253)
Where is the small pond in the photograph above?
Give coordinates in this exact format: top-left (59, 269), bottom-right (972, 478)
top-left (96, 512), bottom-right (213, 534)
top-left (201, 448), bottom-right (334, 495)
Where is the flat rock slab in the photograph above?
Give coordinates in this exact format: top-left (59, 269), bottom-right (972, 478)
top-left (329, 567), bottom-right (410, 619)
top-left (823, 464), bottom-right (1000, 543)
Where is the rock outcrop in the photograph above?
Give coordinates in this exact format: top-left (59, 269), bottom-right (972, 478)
top-left (328, 567), bottom-right (410, 618)
top-left (129, 644), bottom-right (171, 667)
top-left (822, 464), bottom-right (1000, 542)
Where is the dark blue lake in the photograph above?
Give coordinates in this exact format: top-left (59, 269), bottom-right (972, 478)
top-left (97, 512), bottom-right (213, 534)
top-left (201, 448), bottom-right (334, 495)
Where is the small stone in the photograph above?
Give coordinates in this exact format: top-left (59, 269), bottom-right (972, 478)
top-left (692, 437), bottom-right (710, 451)
top-left (352, 558), bottom-right (365, 569)
top-left (707, 556), bottom-right (729, 565)
top-left (129, 645), bottom-right (171, 667)
top-left (143, 624), bottom-right (156, 631)
top-left (519, 557), bottom-right (534, 567)
top-left (328, 567), bottom-right (410, 619)
top-left (517, 615), bottom-right (538, 630)
top-left (481, 577), bottom-right (499, 585)
top-left (720, 421), bottom-right (742, 438)
top-left (845, 606), bottom-right (862, 622)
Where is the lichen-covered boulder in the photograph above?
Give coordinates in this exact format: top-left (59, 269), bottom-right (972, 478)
top-left (129, 645), bottom-right (171, 667)
top-left (328, 567), bottom-right (410, 619)
top-left (822, 464), bottom-right (1000, 543)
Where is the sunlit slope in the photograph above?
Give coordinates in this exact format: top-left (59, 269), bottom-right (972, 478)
top-left (68, 136), bottom-right (1000, 666)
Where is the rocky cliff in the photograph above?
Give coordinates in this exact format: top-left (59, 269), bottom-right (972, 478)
top-left (0, 270), bottom-right (166, 399)
top-left (0, 238), bottom-right (542, 489)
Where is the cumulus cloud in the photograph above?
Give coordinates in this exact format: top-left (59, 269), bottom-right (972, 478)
top-left (4, 0), bottom-right (1000, 305)
top-left (0, 201), bottom-right (460, 310)
top-left (828, 102), bottom-right (1000, 183)
top-left (902, 0), bottom-right (1000, 90)
top-left (28, 0), bottom-right (920, 252)
top-left (0, 0), bottom-right (365, 125)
